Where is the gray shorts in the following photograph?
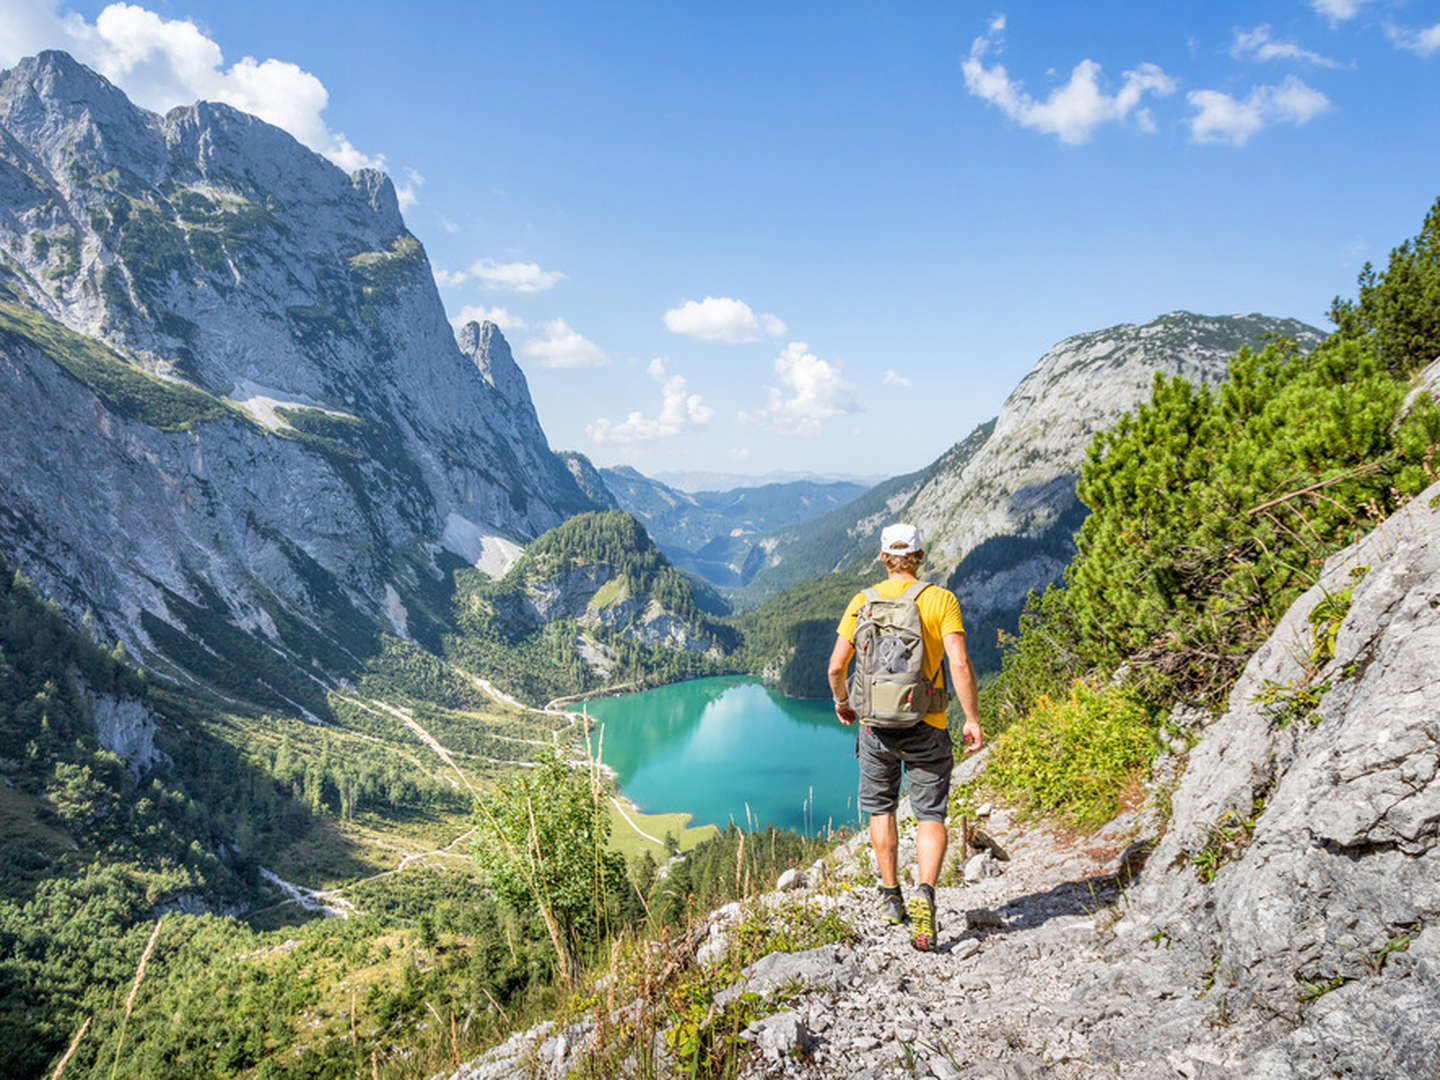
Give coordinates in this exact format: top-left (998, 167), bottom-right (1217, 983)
top-left (857, 723), bottom-right (952, 822)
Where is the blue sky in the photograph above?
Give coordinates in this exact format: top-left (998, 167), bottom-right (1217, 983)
top-left (3, 1), bottom-right (1438, 480)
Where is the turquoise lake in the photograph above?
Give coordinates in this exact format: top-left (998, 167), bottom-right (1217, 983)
top-left (578, 676), bottom-right (864, 834)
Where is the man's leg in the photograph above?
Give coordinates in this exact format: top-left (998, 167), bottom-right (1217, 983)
top-left (869, 812), bottom-right (899, 887)
top-left (915, 819), bottom-right (948, 886)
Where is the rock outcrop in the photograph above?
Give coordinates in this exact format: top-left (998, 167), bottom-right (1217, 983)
top-left (0, 52), bottom-right (597, 699)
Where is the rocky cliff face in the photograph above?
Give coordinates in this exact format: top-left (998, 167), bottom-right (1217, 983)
top-left (744, 312), bottom-right (1323, 668)
top-left (0, 52), bottom-right (595, 696)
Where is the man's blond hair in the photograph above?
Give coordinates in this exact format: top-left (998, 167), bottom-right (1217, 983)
top-left (880, 550), bottom-right (924, 576)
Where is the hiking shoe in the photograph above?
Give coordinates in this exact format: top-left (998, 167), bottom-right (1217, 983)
top-left (878, 885), bottom-right (908, 925)
top-left (908, 887), bottom-right (938, 951)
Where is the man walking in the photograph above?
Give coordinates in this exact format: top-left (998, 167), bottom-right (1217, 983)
top-left (828, 523), bottom-right (983, 951)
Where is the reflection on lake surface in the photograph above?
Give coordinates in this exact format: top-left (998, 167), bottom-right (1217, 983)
top-left (579, 676), bottom-right (863, 834)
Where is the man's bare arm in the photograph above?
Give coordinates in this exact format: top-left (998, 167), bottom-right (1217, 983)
top-left (827, 636), bottom-right (858, 725)
top-left (943, 631), bottom-right (983, 752)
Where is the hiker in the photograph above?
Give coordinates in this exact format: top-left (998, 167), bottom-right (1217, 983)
top-left (827, 522), bottom-right (983, 952)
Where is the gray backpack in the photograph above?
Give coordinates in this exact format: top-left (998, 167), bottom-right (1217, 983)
top-left (848, 581), bottom-right (948, 728)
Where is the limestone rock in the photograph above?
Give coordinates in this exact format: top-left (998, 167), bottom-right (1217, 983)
top-left (739, 1010), bottom-right (809, 1059)
top-left (775, 868), bottom-right (808, 891)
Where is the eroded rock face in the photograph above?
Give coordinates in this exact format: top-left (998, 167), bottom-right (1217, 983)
top-left (0, 52), bottom-right (596, 687)
top-left (90, 691), bottom-right (160, 777)
top-left (1107, 478), bottom-right (1440, 1077)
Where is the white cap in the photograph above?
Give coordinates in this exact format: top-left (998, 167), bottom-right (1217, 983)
top-left (879, 522), bottom-right (922, 557)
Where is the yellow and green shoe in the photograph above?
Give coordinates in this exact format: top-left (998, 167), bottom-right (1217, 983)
top-left (907, 886), bottom-right (937, 952)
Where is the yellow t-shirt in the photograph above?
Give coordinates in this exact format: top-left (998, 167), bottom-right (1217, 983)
top-left (836, 579), bottom-right (965, 730)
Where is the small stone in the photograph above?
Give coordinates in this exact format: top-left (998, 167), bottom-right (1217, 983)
top-left (951, 937), bottom-right (982, 960)
top-left (931, 1058), bottom-right (961, 1080)
top-left (964, 853), bottom-right (991, 883)
top-left (776, 868), bottom-right (809, 891)
top-left (976, 802), bottom-right (993, 817)
top-left (852, 1034), bottom-right (881, 1051)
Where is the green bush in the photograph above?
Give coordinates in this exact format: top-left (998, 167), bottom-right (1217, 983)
top-left (981, 679), bottom-right (1160, 826)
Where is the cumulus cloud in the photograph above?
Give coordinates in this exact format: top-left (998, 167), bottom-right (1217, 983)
top-left (1230, 25), bottom-right (1341, 67)
top-left (521, 319), bottom-right (606, 368)
top-left (440, 218), bottom-right (460, 234)
top-left (450, 305), bottom-right (526, 332)
top-left (1309, 0), bottom-right (1374, 24)
top-left (395, 168), bottom-right (424, 210)
top-left (663, 296), bottom-right (788, 343)
top-left (586, 358), bottom-right (714, 444)
top-left (469, 258), bottom-right (566, 293)
top-left (0, 1), bottom-right (385, 172)
top-left (962, 15), bottom-right (1177, 145)
top-left (1187, 75), bottom-right (1331, 146)
top-left (739, 342), bottom-right (859, 436)
top-left (882, 369), bottom-right (912, 387)
top-left (433, 268), bottom-right (468, 288)
top-left (1385, 21), bottom-right (1440, 57)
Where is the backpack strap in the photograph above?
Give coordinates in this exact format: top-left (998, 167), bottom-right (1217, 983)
top-left (862, 586), bottom-right (883, 603)
top-left (900, 580), bottom-right (931, 601)
top-left (899, 580), bottom-right (947, 694)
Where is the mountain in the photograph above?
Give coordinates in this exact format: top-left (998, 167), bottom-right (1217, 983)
top-left (445, 509), bottom-right (736, 705)
top-left (0, 51), bottom-right (599, 709)
top-left (652, 469), bottom-right (888, 492)
top-left (739, 311), bottom-right (1324, 672)
top-left (574, 464), bottom-right (869, 587)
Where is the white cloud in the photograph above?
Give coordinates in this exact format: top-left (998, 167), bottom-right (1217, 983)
top-left (662, 296), bottom-right (788, 343)
top-left (962, 16), bottom-right (1177, 145)
top-left (440, 218), bottom-right (460, 234)
top-left (1187, 75), bottom-right (1331, 146)
top-left (739, 342), bottom-right (859, 436)
top-left (0, 2), bottom-right (386, 173)
top-left (395, 168), bottom-right (423, 210)
top-left (1309, 0), bottom-right (1374, 24)
top-left (521, 319), bottom-right (606, 368)
top-left (468, 258), bottom-right (566, 293)
top-left (1385, 21), bottom-right (1440, 57)
top-left (433, 268), bottom-right (467, 288)
top-left (450, 305), bottom-right (526, 332)
top-left (586, 358), bottom-right (713, 444)
top-left (882, 369), bottom-right (912, 387)
top-left (1230, 25), bottom-right (1341, 67)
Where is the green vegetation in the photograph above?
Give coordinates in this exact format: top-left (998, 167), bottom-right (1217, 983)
top-left (0, 298), bottom-right (234, 431)
top-left (472, 751), bottom-right (629, 983)
top-left (1191, 798), bottom-right (1267, 883)
top-left (604, 801), bottom-right (718, 862)
top-left (959, 680), bottom-right (1160, 826)
top-left (729, 572), bottom-right (870, 698)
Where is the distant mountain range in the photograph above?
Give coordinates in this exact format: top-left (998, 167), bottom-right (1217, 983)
top-left (558, 457), bottom-right (869, 588)
top-left (650, 469), bottom-right (889, 492)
